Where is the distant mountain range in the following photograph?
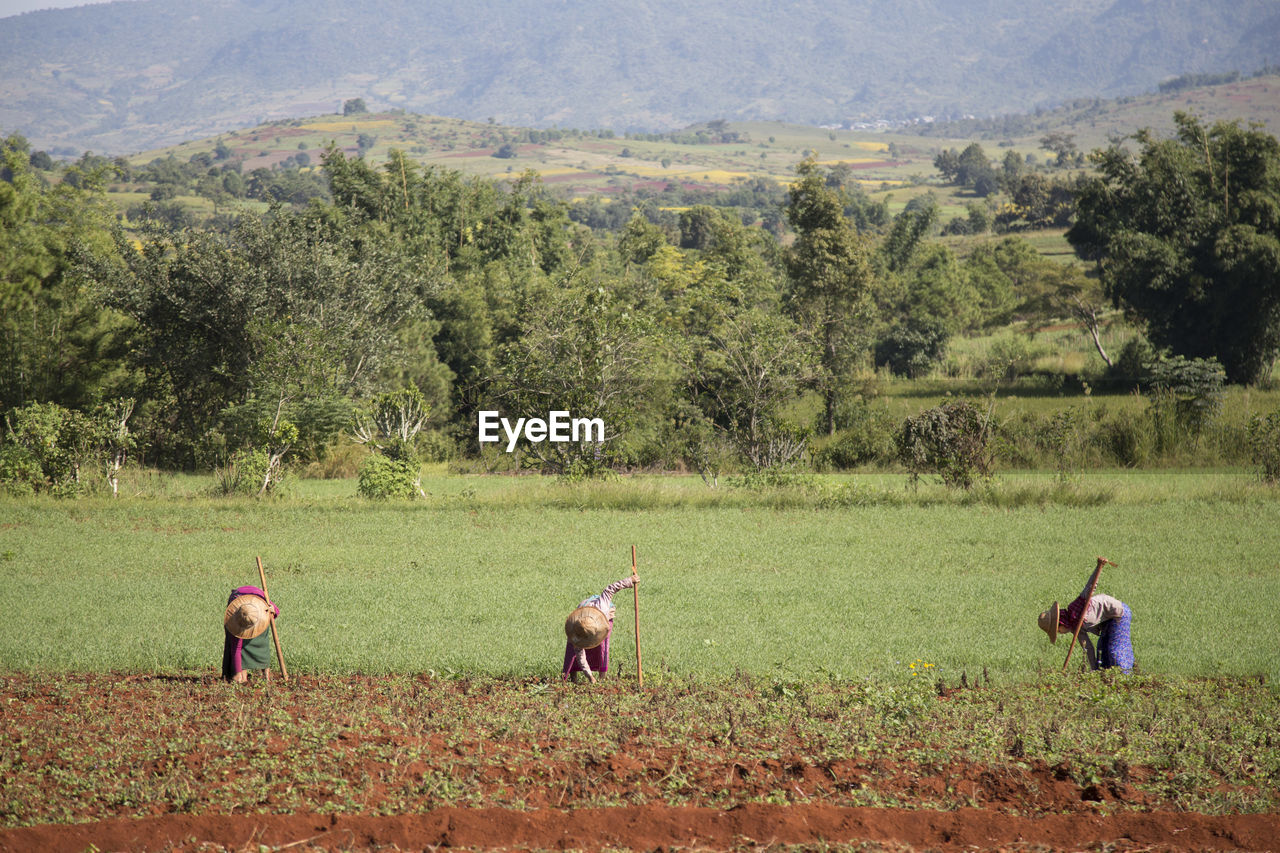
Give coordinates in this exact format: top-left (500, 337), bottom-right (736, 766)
top-left (2, 0), bottom-right (1278, 156)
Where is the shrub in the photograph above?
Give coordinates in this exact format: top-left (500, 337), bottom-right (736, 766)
top-left (357, 454), bottom-right (421, 499)
top-left (873, 319), bottom-right (950, 378)
top-left (1247, 409), bottom-right (1280, 484)
top-left (1138, 355), bottom-right (1226, 458)
top-left (816, 397), bottom-right (897, 469)
top-left (983, 333), bottom-right (1043, 380)
top-left (1092, 407), bottom-right (1152, 467)
top-left (1106, 338), bottom-right (1155, 387)
top-left (351, 387), bottom-right (430, 499)
top-left (897, 400), bottom-right (992, 489)
top-left (1146, 355), bottom-right (1225, 437)
top-left (990, 410), bottom-right (1041, 468)
top-left (1041, 407), bottom-right (1086, 482)
top-left (0, 400), bottom-right (131, 496)
top-left (0, 446), bottom-right (42, 496)
top-left (2, 402), bottom-right (76, 494)
top-left (213, 448), bottom-right (273, 496)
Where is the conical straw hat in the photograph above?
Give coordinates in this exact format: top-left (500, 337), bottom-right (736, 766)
top-left (224, 594), bottom-right (271, 639)
top-left (565, 605), bottom-right (609, 650)
top-left (1038, 601), bottom-right (1060, 644)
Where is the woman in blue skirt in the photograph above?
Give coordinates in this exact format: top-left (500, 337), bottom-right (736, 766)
top-left (1039, 573), bottom-right (1134, 673)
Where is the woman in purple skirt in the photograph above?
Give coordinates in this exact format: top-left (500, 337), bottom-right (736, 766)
top-left (561, 575), bottom-right (637, 683)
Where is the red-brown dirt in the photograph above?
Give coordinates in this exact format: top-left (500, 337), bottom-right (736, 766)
top-left (2, 673), bottom-right (1276, 852)
top-left (3, 805), bottom-right (1278, 852)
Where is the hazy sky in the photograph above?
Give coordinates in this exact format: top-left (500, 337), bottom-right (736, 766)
top-left (0, 0), bottom-right (113, 18)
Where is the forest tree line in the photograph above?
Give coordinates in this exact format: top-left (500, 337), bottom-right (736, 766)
top-left (3, 113), bottom-right (1279, 495)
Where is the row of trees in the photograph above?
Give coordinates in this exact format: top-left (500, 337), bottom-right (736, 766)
top-left (3, 113), bottom-right (1279, 494)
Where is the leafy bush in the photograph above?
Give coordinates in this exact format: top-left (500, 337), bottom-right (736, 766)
top-left (1092, 407), bottom-right (1152, 467)
top-left (0, 446), bottom-right (43, 496)
top-left (1106, 338), bottom-right (1155, 387)
top-left (1146, 356), bottom-right (1225, 437)
top-left (815, 397), bottom-right (897, 469)
top-left (897, 400), bottom-right (992, 489)
top-left (873, 319), bottom-right (950, 378)
top-left (2, 402), bottom-right (77, 495)
top-left (1247, 409), bottom-right (1280, 484)
top-left (357, 454), bottom-right (421, 499)
top-left (1, 400), bottom-right (132, 496)
top-left (212, 448), bottom-right (273, 496)
top-left (352, 387), bottom-right (430, 499)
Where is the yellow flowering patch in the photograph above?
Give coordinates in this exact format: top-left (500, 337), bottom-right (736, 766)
top-left (907, 659), bottom-right (935, 676)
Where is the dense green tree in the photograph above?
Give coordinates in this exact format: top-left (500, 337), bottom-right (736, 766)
top-left (1040, 132), bottom-right (1078, 167)
top-left (963, 237), bottom-right (1046, 324)
top-left (880, 201), bottom-right (937, 274)
top-left (1000, 149), bottom-right (1025, 190)
top-left (873, 316), bottom-right (950, 378)
top-left (785, 158), bottom-right (876, 435)
top-left (617, 214), bottom-right (670, 269)
top-left (680, 307), bottom-right (814, 470)
top-left (322, 150), bottom-right (582, 425)
top-left (1, 135), bottom-right (134, 413)
top-left (935, 143), bottom-right (998, 196)
top-left (489, 281), bottom-right (662, 475)
top-left (995, 173), bottom-right (1077, 230)
top-left (1068, 114), bottom-right (1280, 384)
top-left (900, 244), bottom-right (984, 335)
top-left (98, 208), bottom-right (425, 466)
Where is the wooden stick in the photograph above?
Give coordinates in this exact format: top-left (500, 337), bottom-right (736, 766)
top-left (256, 555), bottom-right (288, 681)
top-left (1062, 556), bottom-right (1114, 673)
top-left (631, 544), bottom-right (643, 688)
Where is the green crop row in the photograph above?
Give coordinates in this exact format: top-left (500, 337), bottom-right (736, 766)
top-left (2, 471), bottom-right (1277, 683)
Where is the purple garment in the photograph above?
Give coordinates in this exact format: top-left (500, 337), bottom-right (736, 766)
top-left (563, 622), bottom-right (613, 675)
top-left (562, 577), bottom-right (635, 677)
top-left (221, 586), bottom-right (280, 681)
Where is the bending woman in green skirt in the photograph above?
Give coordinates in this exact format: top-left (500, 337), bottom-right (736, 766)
top-left (222, 586), bottom-right (280, 683)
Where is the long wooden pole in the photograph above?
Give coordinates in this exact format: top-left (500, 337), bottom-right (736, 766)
top-left (256, 555), bottom-right (288, 681)
top-left (1061, 557), bottom-right (1114, 673)
top-left (631, 545), bottom-right (643, 688)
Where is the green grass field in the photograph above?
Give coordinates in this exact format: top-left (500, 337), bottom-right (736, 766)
top-left (3, 471), bottom-right (1277, 685)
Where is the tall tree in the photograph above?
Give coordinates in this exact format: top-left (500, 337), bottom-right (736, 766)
top-left (785, 159), bottom-right (876, 435)
top-left (490, 280), bottom-right (661, 476)
top-left (98, 208), bottom-right (425, 466)
top-left (1068, 114), bottom-right (1280, 384)
top-left (1, 135), bottom-right (134, 412)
